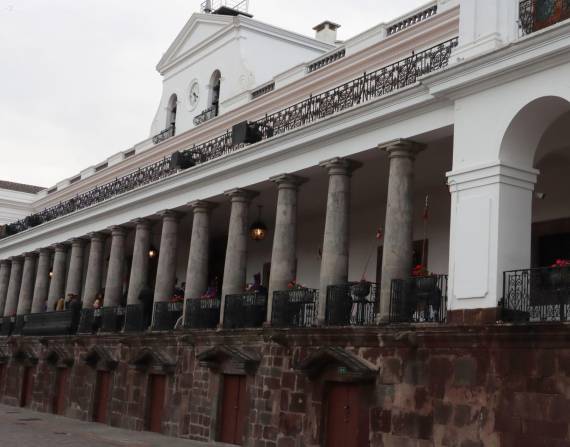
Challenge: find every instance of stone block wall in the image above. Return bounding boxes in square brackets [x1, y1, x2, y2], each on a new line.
[0, 324, 568, 446]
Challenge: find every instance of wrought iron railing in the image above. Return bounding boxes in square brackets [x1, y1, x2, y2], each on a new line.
[152, 123, 175, 145]
[307, 49, 346, 73]
[223, 293, 267, 329]
[20, 309, 81, 336]
[272, 288, 318, 328]
[0, 316, 14, 336]
[519, 0, 570, 36]
[325, 282, 379, 326]
[251, 82, 275, 100]
[12, 315, 26, 335]
[389, 275, 447, 323]
[184, 297, 221, 329]
[387, 4, 438, 36]
[1, 37, 458, 240]
[193, 106, 218, 126]
[151, 301, 183, 331]
[99, 306, 125, 333]
[502, 267, 570, 322]
[123, 304, 148, 332]
[201, 0, 249, 13]
[77, 308, 102, 334]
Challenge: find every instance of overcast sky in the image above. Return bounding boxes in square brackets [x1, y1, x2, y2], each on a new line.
[0, 0, 428, 188]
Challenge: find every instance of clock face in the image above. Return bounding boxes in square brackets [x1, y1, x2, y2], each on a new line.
[189, 81, 200, 110]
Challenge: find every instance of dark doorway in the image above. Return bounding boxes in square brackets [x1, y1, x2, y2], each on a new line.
[20, 367, 34, 408]
[93, 370, 111, 423]
[219, 374, 247, 445]
[146, 374, 166, 433]
[53, 368, 69, 415]
[324, 383, 370, 447]
[538, 233, 570, 267]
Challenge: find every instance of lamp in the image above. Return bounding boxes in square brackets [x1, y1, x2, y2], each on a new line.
[249, 205, 267, 241]
[148, 247, 158, 259]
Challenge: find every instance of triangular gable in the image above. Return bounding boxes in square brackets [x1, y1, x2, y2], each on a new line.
[12, 345, 39, 366]
[197, 345, 260, 375]
[295, 347, 377, 381]
[45, 346, 74, 368]
[129, 347, 176, 374]
[82, 345, 118, 371]
[157, 13, 232, 74]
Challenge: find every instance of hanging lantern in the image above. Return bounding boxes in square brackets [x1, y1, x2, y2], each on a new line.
[249, 205, 267, 241]
[148, 247, 158, 259]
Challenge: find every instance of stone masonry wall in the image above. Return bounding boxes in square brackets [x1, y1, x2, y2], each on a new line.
[0, 324, 568, 446]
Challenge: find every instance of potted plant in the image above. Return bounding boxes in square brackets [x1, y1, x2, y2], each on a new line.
[412, 264, 436, 291]
[548, 259, 570, 289]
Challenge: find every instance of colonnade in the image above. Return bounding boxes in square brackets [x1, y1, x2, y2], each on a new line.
[0, 140, 422, 327]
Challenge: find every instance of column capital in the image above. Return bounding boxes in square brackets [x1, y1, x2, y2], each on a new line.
[108, 226, 127, 237]
[131, 218, 152, 228]
[189, 201, 217, 213]
[318, 157, 362, 176]
[270, 174, 308, 189]
[224, 188, 259, 203]
[0, 259, 10, 267]
[157, 210, 181, 221]
[38, 247, 52, 255]
[23, 252, 38, 259]
[9, 256, 23, 263]
[68, 237, 85, 246]
[87, 231, 106, 241]
[51, 243, 68, 252]
[379, 139, 425, 160]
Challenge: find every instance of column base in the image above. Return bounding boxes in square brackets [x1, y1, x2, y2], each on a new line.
[447, 308, 500, 325]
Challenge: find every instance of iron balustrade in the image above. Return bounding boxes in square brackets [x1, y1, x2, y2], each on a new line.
[251, 82, 275, 100]
[193, 106, 218, 126]
[307, 49, 346, 73]
[152, 301, 184, 331]
[12, 315, 26, 335]
[325, 282, 379, 326]
[0, 317, 14, 336]
[20, 310, 81, 336]
[124, 304, 148, 332]
[223, 293, 267, 329]
[184, 297, 221, 329]
[387, 4, 438, 36]
[389, 275, 448, 323]
[77, 308, 102, 334]
[271, 288, 319, 328]
[502, 266, 570, 322]
[1, 37, 458, 240]
[519, 0, 570, 36]
[152, 123, 175, 145]
[99, 306, 125, 333]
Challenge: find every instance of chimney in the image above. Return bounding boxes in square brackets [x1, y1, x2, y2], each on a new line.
[204, 0, 213, 13]
[313, 21, 341, 44]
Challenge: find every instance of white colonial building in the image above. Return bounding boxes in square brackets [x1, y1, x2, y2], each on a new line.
[0, 1, 569, 443]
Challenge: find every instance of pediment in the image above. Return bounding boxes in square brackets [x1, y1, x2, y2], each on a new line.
[295, 347, 378, 381]
[45, 346, 74, 368]
[12, 345, 39, 366]
[82, 345, 118, 371]
[157, 14, 233, 74]
[197, 345, 260, 375]
[129, 347, 176, 374]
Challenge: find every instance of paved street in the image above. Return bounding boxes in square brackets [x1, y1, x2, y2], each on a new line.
[0, 404, 222, 447]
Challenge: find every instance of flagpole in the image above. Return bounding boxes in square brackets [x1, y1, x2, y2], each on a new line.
[421, 194, 429, 267]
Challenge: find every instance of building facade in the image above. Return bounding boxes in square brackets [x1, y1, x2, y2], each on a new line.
[0, 0, 570, 445]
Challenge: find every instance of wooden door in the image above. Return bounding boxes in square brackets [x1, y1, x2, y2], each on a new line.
[93, 370, 111, 423]
[220, 374, 247, 445]
[0, 364, 5, 396]
[324, 383, 369, 447]
[20, 367, 34, 408]
[53, 368, 69, 415]
[147, 374, 166, 433]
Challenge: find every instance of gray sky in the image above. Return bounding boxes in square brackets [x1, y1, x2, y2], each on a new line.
[0, 0, 428, 188]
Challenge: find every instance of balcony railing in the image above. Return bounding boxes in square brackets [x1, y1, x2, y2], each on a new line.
[20, 310, 81, 336]
[223, 293, 267, 329]
[77, 308, 102, 334]
[272, 288, 319, 328]
[1, 37, 458, 240]
[123, 304, 149, 332]
[12, 315, 26, 335]
[152, 123, 175, 145]
[502, 266, 570, 322]
[389, 275, 448, 323]
[193, 106, 218, 126]
[519, 0, 570, 36]
[184, 297, 221, 329]
[99, 306, 125, 333]
[387, 4, 438, 36]
[152, 301, 183, 331]
[0, 316, 14, 336]
[325, 282, 379, 326]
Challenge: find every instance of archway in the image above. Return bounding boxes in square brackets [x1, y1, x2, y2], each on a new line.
[208, 70, 221, 117]
[166, 94, 178, 129]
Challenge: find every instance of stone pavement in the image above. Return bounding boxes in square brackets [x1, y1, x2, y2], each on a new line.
[0, 404, 227, 447]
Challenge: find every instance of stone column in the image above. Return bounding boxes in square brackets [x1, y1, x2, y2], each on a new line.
[104, 226, 126, 307]
[47, 244, 68, 311]
[378, 139, 424, 321]
[317, 158, 360, 324]
[153, 211, 180, 303]
[127, 219, 151, 305]
[31, 248, 52, 313]
[184, 201, 215, 300]
[267, 175, 305, 322]
[0, 260, 11, 316]
[16, 253, 37, 316]
[4, 256, 23, 317]
[65, 238, 85, 298]
[83, 232, 106, 308]
[219, 189, 257, 325]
